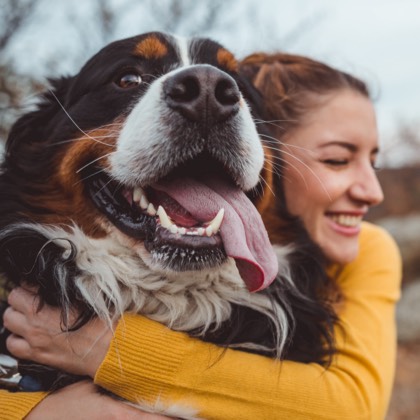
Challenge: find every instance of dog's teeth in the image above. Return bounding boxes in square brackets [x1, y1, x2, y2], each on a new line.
[147, 203, 157, 216]
[132, 187, 150, 210]
[153, 208, 225, 237]
[140, 194, 149, 210]
[157, 206, 172, 229]
[133, 187, 144, 202]
[208, 208, 224, 234]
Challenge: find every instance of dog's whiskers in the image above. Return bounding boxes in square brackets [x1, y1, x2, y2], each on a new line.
[110, 182, 124, 201]
[254, 118, 296, 131]
[47, 128, 121, 149]
[74, 167, 107, 186]
[261, 144, 331, 201]
[96, 178, 120, 199]
[259, 132, 331, 199]
[76, 152, 114, 174]
[258, 173, 276, 198]
[48, 89, 115, 147]
[264, 163, 283, 177]
[260, 133, 317, 156]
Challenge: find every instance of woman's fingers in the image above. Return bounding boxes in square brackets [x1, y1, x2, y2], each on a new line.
[2, 286, 115, 377]
[7, 286, 39, 314]
[5, 333, 33, 359]
[2, 306, 28, 337]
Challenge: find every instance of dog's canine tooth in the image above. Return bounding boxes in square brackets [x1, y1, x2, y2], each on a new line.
[208, 208, 224, 234]
[133, 187, 144, 202]
[147, 203, 157, 216]
[170, 224, 179, 234]
[157, 205, 172, 229]
[139, 194, 149, 210]
[205, 225, 213, 237]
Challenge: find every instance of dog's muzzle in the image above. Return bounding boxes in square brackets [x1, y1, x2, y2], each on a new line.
[87, 61, 278, 292]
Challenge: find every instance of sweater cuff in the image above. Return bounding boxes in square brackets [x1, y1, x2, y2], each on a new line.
[0, 390, 48, 420]
[94, 314, 190, 403]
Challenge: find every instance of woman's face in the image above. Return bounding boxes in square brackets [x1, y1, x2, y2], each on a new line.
[282, 89, 383, 264]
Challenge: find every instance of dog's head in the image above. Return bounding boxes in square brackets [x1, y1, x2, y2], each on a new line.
[2, 32, 278, 292]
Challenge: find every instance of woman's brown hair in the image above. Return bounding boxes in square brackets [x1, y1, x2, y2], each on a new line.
[240, 52, 370, 139]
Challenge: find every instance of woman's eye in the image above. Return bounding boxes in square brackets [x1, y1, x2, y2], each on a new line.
[116, 73, 142, 89]
[322, 159, 349, 166]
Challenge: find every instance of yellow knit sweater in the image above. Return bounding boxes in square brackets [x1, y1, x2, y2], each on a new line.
[0, 223, 402, 419]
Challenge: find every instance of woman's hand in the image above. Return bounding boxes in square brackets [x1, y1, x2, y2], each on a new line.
[26, 380, 170, 419]
[3, 287, 114, 378]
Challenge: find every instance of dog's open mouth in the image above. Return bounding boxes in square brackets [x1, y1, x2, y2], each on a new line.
[85, 158, 278, 292]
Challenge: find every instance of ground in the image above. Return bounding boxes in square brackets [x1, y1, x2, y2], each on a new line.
[387, 341, 420, 419]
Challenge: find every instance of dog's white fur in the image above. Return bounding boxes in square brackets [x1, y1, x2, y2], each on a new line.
[8, 222, 294, 356]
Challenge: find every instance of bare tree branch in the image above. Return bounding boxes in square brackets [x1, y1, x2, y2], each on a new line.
[145, 0, 230, 35]
[0, 0, 38, 52]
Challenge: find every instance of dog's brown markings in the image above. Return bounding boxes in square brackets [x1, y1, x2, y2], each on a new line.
[258, 145, 275, 215]
[134, 35, 168, 60]
[255, 146, 291, 245]
[26, 126, 119, 238]
[256, 146, 280, 243]
[217, 48, 238, 73]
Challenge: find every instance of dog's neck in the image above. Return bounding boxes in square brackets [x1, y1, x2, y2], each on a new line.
[17, 224, 287, 341]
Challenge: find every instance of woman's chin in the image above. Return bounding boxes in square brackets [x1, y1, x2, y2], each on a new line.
[318, 225, 361, 265]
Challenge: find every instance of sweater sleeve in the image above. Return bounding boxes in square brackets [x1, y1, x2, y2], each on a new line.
[94, 223, 402, 420]
[0, 390, 48, 420]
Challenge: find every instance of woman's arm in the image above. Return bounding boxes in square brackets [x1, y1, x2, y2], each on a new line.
[93, 223, 401, 419]
[0, 381, 169, 420]
[0, 390, 48, 419]
[2, 223, 401, 419]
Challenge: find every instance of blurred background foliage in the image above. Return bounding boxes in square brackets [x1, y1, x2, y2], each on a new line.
[0, 1, 419, 417]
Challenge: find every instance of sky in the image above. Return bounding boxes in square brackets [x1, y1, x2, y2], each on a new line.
[228, 0, 420, 154]
[4, 0, 420, 164]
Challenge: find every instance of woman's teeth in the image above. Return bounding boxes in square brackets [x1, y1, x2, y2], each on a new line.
[328, 214, 362, 227]
[132, 187, 224, 237]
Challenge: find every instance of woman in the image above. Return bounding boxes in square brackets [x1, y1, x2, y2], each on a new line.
[1, 53, 401, 419]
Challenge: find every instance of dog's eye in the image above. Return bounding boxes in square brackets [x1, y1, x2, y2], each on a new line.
[116, 73, 142, 89]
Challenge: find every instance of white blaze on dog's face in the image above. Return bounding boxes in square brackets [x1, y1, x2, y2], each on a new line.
[110, 35, 263, 189]
[9, 32, 277, 291]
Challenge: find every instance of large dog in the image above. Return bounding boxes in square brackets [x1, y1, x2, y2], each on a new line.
[0, 32, 336, 395]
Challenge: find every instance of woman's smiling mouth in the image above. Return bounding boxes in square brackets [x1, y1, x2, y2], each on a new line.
[325, 212, 364, 236]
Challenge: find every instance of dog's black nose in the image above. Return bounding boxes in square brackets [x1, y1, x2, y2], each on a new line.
[164, 65, 240, 124]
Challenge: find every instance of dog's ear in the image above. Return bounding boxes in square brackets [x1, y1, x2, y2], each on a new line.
[235, 69, 274, 147]
[5, 77, 73, 158]
[236, 72, 265, 121]
[236, 71, 278, 205]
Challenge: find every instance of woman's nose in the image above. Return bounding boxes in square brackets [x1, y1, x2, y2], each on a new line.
[350, 165, 384, 206]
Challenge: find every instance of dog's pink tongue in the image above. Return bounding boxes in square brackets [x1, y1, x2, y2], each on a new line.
[154, 177, 278, 292]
